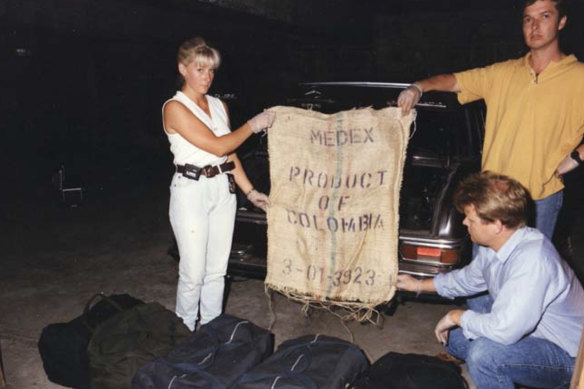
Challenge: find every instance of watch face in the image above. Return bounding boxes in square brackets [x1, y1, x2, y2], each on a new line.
[572, 150, 583, 164]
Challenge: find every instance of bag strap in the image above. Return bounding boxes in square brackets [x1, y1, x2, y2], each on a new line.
[235, 340, 318, 389]
[163, 321, 256, 387]
[165, 362, 226, 389]
[81, 292, 125, 332]
[236, 336, 365, 389]
[235, 370, 318, 389]
[276, 336, 355, 361]
[164, 322, 247, 371]
[193, 320, 254, 366]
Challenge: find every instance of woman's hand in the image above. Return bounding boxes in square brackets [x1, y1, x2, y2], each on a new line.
[248, 111, 276, 134]
[247, 189, 270, 212]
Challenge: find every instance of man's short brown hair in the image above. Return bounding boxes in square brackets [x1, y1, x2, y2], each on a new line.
[454, 171, 529, 229]
[523, 0, 567, 18]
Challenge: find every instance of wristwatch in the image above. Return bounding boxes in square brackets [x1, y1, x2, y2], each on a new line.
[571, 150, 583, 165]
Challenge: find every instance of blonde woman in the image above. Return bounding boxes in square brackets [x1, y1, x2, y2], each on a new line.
[163, 37, 275, 330]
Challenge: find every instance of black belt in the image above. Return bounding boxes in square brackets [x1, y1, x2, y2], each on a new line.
[176, 161, 235, 181]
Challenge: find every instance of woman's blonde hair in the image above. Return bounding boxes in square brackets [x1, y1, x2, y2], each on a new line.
[177, 37, 221, 69]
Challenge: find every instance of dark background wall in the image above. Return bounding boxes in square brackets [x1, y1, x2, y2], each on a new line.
[1, 0, 582, 193]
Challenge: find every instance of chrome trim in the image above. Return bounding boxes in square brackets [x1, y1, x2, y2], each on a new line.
[300, 82, 448, 108]
[398, 236, 463, 248]
[399, 262, 455, 277]
[411, 102, 447, 108]
[400, 257, 456, 267]
[301, 81, 411, 89]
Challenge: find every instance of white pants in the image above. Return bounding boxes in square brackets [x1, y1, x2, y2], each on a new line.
[169, 172, 236, 330]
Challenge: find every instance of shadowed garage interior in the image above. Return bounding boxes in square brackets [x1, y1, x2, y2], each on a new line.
[1, 0, 583, 387]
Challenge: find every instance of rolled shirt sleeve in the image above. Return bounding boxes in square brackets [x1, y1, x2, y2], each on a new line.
[434, 246, 490, 299]
[454, 62, 498, 105]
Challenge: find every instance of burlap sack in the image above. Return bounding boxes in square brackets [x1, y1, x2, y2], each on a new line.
[266, 106, 414, 317]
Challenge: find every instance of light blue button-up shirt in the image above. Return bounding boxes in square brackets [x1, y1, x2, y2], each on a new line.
[434, 227, 584, 357]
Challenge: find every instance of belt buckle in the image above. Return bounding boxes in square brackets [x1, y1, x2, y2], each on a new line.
[203, 165, 217, 178]
[183, 163, 202, 180]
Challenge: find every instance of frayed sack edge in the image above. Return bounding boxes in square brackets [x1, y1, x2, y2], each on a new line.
[264, 283, 388, 327]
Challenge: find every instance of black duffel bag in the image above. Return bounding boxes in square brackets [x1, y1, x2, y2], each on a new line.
[350, 352, 468, 389]
[88, 301, 192, 389]
[132, 314, 274, 389]
[232, 334, 369, 389]
[37, 293, 144, 389]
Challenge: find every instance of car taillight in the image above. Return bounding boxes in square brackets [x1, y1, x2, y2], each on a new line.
[400, 244, 459, 264]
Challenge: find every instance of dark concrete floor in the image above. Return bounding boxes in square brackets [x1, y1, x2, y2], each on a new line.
[1, 160, 582, 388]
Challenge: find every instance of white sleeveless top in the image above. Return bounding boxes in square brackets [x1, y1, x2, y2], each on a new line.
[163, 91, 231, 167]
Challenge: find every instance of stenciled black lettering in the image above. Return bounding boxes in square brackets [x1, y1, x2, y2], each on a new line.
[364, 128, 374, 143]
[283, 211, 384, 233]
[324, 131, 334, 146]
[337, 196, 350, 212]
[289, 166, 300, 181]
[310, 130, 322, 144]
[349, 129, 361, 144]
[327, 217, 339, 232]
[377, 170, 387, 185]
[303, 169, 314, 186]
[359, 214, 371, 230]
[360, 173, 371, 188]
[346, 174, 357, 188]
[342, 269, 352, 285]
[309, 127, 375, 146]
[336, 130, 348, 145]
[374, 214, 384, 230]
[286, 209, 297, 224]
[298, 212, 311, 228]
[289, 168, 386, 189]
[318, 195, 330, 210]
[313, 214, 324, 231]
[342, 217, 356, 232]
[317, 172, 328, 188]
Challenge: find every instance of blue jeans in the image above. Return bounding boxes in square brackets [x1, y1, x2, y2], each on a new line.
[535, 190, 563, 240]
[445, 295, 575, 389]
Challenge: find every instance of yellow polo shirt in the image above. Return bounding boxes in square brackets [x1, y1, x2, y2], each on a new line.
[454, 53, 584, 200]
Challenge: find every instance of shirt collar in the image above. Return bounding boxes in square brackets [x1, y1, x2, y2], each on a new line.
[522, 52, 578, 73]
[489, 227, 531, 263]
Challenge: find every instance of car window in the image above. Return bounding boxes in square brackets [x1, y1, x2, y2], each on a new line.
[409, 108, 468, 161]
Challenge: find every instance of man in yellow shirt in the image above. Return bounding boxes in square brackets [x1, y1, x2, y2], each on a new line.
[398, 0, 584, 239]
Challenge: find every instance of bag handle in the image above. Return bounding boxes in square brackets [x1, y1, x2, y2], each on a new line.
[81, 292, 125, 332]
[275, 336, 352, 361]
[190, 320, 255, 366]
[236, 336, 365, 389]
[235, 370, 318, 389]
[165, 361, 226, 389]
[170, 321, 250, 369]
[162, 329, 230, 389]
[164, 321, 257, 388]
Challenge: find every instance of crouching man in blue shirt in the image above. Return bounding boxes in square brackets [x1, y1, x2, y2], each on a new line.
[397, 171, 584, 389]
